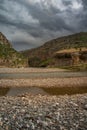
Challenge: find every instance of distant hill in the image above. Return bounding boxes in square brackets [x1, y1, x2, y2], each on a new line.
[22, 32, 87, 68]
[0, 32, 27, 67]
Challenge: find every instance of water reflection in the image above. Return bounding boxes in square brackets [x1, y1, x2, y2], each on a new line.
[7, 87, 47, 96]
[0, 86, 87, 96]
[42, 86, 87, 95]
[0, 88, 10, 96]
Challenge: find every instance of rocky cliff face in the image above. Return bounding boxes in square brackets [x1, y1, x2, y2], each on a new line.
[54, 48, 87, 68]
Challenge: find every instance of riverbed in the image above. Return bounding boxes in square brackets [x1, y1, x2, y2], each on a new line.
[0, 68, 87, 130]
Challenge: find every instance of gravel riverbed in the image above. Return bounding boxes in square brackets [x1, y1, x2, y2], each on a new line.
[0, 68, 87, 88]
[0, 94, 87, 130]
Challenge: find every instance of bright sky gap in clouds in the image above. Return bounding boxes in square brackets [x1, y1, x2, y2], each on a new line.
[0, 0, 87, 51]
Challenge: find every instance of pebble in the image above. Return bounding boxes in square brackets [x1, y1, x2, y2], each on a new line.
[84, 104, 87, 110]
[0, 94, 87, 130]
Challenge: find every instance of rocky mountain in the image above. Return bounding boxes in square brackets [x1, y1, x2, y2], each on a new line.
[0, 32, 12, 47]
[22, 32, 87, 69]
[0, 32, 27, 67]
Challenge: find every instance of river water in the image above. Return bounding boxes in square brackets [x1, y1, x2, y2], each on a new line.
[0, 86, 87, 96]
[0, 71, 87, 79]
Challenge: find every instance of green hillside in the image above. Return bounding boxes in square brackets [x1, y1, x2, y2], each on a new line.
[0, 33, 27, 67]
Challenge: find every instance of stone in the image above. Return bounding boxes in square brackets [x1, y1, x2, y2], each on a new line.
[84, 104, 87, 110]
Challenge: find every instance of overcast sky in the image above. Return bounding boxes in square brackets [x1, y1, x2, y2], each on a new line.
[0, 0, 87, 51]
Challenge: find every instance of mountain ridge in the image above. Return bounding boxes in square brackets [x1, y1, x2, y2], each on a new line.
[22, 32, 87, 68]
[22, 32, 87, 58]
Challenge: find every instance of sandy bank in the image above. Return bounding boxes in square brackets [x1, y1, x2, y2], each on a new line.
[0, 77, 87, 88]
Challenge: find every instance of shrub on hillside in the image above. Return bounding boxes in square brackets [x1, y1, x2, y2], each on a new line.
[28, 57, 42, 67]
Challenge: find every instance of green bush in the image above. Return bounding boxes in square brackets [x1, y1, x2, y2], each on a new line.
[29, 57, 42, 67]
[39, 59, 52, 67]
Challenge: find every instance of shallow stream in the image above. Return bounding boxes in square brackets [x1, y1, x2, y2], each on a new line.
[0, 86, 87, 96]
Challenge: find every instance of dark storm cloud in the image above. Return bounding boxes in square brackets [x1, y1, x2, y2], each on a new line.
[82, 0, 87, 8]
[63, 1, 72, 6]
[0, 0, 87, 50]
[78, 0, 87, 31]
[21, 1, 72, 31]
